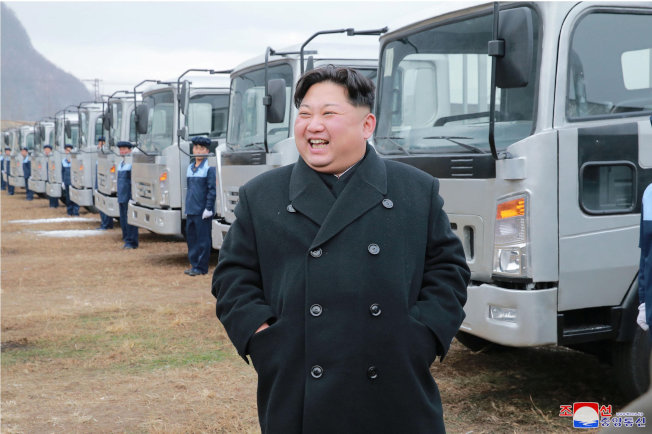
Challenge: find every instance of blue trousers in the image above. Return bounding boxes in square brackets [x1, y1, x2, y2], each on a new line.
[7, 183, 14, 195]
[48, 195, 59, 208]
[119, 202, 138, 247]
[186, 214, 212, 274]
[65, 185, 79, 215]
[1, 176, 5, 190]
[100, 211, 114, 229]
[24, 177, 33, 200]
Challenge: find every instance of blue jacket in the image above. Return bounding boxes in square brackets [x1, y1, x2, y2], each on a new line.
[640, 184, 652, 306]
[4, 156, 11, 175]
[185, 159, 216, 215]
[117, 160, 132, 204]
[22, 155, 31, 179]
[61, 157, 71, 185]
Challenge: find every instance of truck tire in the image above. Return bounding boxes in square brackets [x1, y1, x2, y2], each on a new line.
[455, 331, 507, 353]
[612, 327, 650, 401]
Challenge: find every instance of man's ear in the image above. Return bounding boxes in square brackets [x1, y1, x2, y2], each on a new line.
[362, 112, 376, 140]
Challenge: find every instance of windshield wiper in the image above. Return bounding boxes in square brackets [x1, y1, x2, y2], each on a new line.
[374, 136, 410, 155]
[422, 136, 487, 154]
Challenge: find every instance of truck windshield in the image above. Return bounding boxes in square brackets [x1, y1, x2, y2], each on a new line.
[140, 90, 174, 153]
[227, 63, 293, 151]
[375, 9, 539, 155]
[26, 133, 34, 150]
[110, 102, 123, 146]
[188, 93, 229, 139]
[79, 111, 89, 147]
[95, 117, 105, 144]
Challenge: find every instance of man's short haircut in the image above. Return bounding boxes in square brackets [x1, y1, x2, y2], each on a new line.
[294, 65, 375, 111]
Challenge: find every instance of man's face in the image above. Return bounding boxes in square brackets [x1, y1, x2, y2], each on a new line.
[193, 145, 209, 156]
[44, 148, 51, 156]
[64, 148, 71, 154]
[98, 140, 105, 149]
[5, 150, 10, 156]
[20, 149, 27, 157]
[294, 81, 375, 175]
[118, 146, 131, 156]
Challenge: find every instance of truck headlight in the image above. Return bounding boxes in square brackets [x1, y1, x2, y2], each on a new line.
[159, 171, 169, 206]
[493, 194, 530, 278]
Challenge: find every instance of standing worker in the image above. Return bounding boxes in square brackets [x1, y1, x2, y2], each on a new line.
[95, 136, 113, 230]
[4, 146, 14, 195]
[117, 141, 138, 249]
[1, 146, 6, 191]
[21, 147, 33, 200]
[212, 66, 470, 433]
[184, 136, 216, 276]
[43, 145, 58, 208]
[638, 182, 652, 335]
[61, 144, 79, 216]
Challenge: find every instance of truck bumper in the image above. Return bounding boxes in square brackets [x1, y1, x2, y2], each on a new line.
[9, 176, 25, 188]
[28, 178, 46, 193]
[211, 220, 232, 250]
[460, 284, 558, 346]
[69, 186, 94, 207]
[128, 203, 181, 235]
[46, 182, 62, 198]
[93, 191, 120, 217]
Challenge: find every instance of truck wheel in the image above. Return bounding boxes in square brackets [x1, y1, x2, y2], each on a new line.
[612, 327, 650, 401]
[455, 331, 507, 353]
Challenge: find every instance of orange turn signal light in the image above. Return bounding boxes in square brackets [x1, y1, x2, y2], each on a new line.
[496, 197, 525, 220]
[159, 171, 168, 182]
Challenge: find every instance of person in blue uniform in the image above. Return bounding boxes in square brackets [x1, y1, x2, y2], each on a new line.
[638, 183, 652, 338]
[21, 147, 33, 200]
[184, 136, 216, 276]
[4, 146, 14, 195]
[1, 146, 6, 191]
[95, 136, 113, 229]
[117, 141, 138, 249]
[62, 143, 79, 216]
[43, 145, 58, 208]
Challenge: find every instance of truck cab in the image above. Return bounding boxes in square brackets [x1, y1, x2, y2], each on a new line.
[374, 1, 652, 399]
[2, 128, 18, 185]
[128, 76, 229, 236]
[70, 102, 107, 208]
[28, 120, 55, 194]
[94, 94, 137, 218]
[212, 31, 381, 249]
[46, 111, 79, 199]
[9, 125, 35, 189]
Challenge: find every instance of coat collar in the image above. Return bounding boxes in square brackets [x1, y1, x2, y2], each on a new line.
[289, 143, 387, 249]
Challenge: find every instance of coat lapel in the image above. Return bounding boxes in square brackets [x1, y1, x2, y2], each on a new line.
[310, 145, 387, 249]
[289, 157, 336, 227]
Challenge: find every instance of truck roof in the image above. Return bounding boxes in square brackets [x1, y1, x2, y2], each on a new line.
[140, 74, 230, 96]
[231, 40, 379, 75]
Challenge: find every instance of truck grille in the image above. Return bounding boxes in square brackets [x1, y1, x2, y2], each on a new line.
[136, 182, 153, 200]
[225, 188, 239, 213]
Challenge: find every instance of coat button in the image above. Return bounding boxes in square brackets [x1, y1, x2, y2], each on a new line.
[310, 248, 322, 258]
[367, 244, 380, 255]
[311, 365, 323, 379]
[310, 304, 323, 317]
[367, 365, 379, 380]
[286, 204, 296, 213]
[369, 303, 381, 317]
[382, 198, 393, 209]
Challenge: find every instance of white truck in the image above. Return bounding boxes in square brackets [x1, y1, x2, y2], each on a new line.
[128, 72, 229, 237]
[28, 120, 55, 194]
[94, 92, 138, 219]
[373, 1, 652, 399]
[46, 109, 79, 201]
[8, 125, 35, 189]
[70, 102, 106, 208]
[211, 27, 384, 249]
[2, 128, 18, 185]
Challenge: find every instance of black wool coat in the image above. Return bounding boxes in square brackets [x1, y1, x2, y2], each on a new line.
[212, 145, 470, 434]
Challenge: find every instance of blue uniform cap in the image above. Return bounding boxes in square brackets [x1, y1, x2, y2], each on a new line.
[116, 141, 133, 148]
[4, 147, 10, 151]
[64, 143, 73, 149]
[43, 144, 52, 149]
[98, 136, 106, 142]
[21, 147, 28, 151]
[191, 136, 211, 148]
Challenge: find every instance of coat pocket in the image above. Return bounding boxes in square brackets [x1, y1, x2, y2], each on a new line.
[248, 319, 285, 375]
[407, 310, 438, 368]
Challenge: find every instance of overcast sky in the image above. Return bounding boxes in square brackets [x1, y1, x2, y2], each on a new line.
[6, 1, 463, 96]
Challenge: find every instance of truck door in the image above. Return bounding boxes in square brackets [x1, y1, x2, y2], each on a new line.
[555, 5, 652, 311]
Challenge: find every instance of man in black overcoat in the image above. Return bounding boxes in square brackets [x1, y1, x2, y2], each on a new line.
[212, 66, 470, 433]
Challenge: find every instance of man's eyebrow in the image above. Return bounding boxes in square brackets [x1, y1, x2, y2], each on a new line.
[299, 102, 342, 108]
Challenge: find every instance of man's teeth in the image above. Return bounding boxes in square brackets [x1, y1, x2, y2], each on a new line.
[309, 139, 328, 148]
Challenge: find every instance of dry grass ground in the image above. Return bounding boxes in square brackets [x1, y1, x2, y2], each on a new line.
[1, 191, 629, 433]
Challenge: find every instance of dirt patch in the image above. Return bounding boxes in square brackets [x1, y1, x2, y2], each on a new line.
[1, 191, 629, 432]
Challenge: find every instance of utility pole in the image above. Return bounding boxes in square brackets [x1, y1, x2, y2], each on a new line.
[82, 79, 102, 102]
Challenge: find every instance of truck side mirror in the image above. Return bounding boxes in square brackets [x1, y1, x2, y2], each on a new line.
[65, 120, 71, 139]
[3, 134, 8, 145]
[266, 78, 286, 124]
[103, 109, 112, 130]
[179, 80, 190, 115]
[135, 104, 149, 135]
[39, 126, 45, 141]
[495, 7, 533, 88]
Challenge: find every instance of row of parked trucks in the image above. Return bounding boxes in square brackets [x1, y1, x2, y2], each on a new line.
[4, 1, 652, 401]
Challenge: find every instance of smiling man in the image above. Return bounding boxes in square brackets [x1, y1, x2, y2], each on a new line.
[212, 66, 470, 434]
